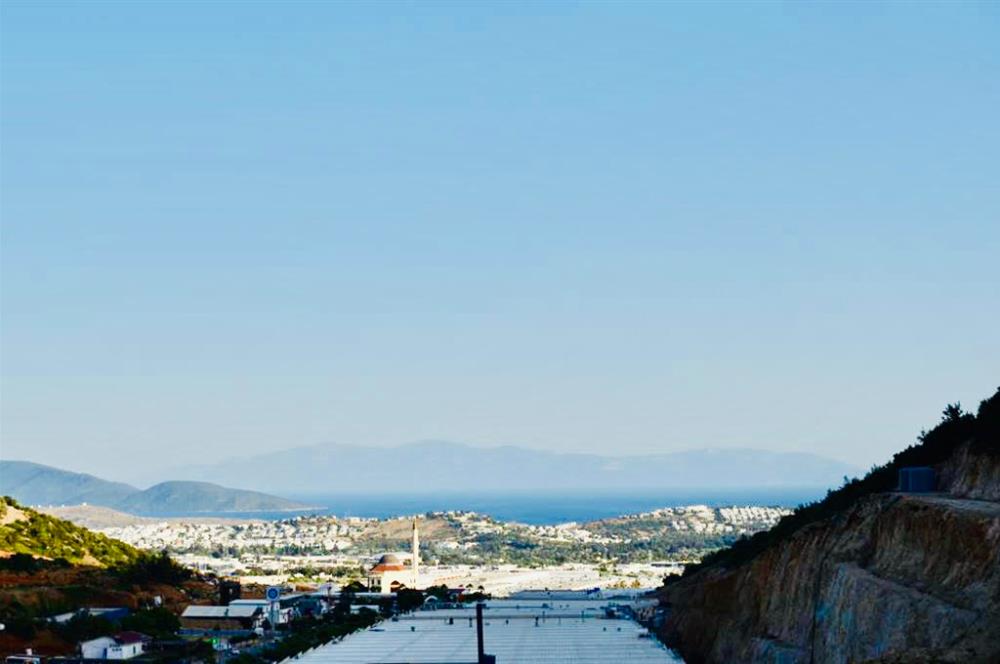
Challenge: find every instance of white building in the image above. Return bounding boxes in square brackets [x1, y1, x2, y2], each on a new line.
[367, 519, 421, 593]
[79, 633, 147, 660]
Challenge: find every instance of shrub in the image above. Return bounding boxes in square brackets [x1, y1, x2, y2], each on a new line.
[0, 498, 141, 567]
[53, 613, 115, 643]
[116, 550, 192, 585]
[120, 607, 181, 638]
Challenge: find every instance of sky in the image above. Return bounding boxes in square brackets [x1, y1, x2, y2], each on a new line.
[1, 1, 998, 482]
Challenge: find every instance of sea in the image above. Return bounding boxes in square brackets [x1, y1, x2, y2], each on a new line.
[211, 487, 829, 525]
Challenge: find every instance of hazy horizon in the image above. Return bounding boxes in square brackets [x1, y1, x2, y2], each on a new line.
[0, 438, 865, 488]
[2, 3, 998, 479]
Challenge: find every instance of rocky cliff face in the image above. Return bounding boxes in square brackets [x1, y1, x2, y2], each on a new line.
[938, 441, 1000, 501]
[658, 441, 1000, 664]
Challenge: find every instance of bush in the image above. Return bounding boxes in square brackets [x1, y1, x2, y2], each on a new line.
[0, 498, 141, 567]
[0, 603, 37, 640]
[116, 550, 192, 585]
[53, 612, 115, 643]
[120, 607, 181, 638]
[395, 588, 424, 612]
[0, 552, 40, 573]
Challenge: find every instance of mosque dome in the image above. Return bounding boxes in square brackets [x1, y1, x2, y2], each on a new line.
[371, 553, 406, 573]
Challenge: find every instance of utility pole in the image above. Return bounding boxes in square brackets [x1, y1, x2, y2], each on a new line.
[476, 602, 496, 664]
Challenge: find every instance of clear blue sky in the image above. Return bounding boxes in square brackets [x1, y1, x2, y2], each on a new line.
[1, 1, 998, 482]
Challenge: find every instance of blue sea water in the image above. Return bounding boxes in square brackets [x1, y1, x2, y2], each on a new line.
[226, 487, 830, 524]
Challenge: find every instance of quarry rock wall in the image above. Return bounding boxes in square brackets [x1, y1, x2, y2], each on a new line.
[658, 442, 1000, 663]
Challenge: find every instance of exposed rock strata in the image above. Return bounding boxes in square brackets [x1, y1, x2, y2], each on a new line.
[659, 444, 1000, 663]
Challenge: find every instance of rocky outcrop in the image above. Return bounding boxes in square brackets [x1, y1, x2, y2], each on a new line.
[658, 441, 1000, 663]
[938, 442, 1000, 501]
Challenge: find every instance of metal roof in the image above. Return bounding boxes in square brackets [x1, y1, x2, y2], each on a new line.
[181, 605, 261, 619]
[290, 601, 680, 663]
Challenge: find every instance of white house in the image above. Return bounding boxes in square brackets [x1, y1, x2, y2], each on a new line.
[79, 632, 147, 660]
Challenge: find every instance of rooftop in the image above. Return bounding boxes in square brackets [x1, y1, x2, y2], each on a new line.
[291, 601, 680, 663]
[181, 605, 261, 619]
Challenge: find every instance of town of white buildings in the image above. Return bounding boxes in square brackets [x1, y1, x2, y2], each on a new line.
[89, 505, 789, 594]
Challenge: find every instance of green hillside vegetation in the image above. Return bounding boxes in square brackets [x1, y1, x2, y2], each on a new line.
[0, 496, 141, 567]
[676, 387, 1000, 578]
[0, 497, 194, 645]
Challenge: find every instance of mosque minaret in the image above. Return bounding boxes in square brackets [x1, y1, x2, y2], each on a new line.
[412, 517, 420, 588]
[366, 517, 422, 593]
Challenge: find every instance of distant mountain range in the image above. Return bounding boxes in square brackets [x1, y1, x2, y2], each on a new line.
[1, 443, 860, 515]
[0, 461, 314, 516]
[167, 440, 861, 494]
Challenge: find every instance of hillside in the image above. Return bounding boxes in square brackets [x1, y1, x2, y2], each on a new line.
[0, 497, 215, 658]
[0, 461, 136, 507]
[117, 480, 315, 515]
[0, 461, 314, 516]
[166, 442, 860, 493]
[658, 388, 1000, 663]
[0, 497, 141, 567]
[38, 504, 151, 529]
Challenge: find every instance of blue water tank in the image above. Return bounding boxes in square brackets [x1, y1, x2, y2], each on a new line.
[898, 467, 935, 493]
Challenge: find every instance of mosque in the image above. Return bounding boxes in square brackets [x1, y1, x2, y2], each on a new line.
[367, 518, 420, 593]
